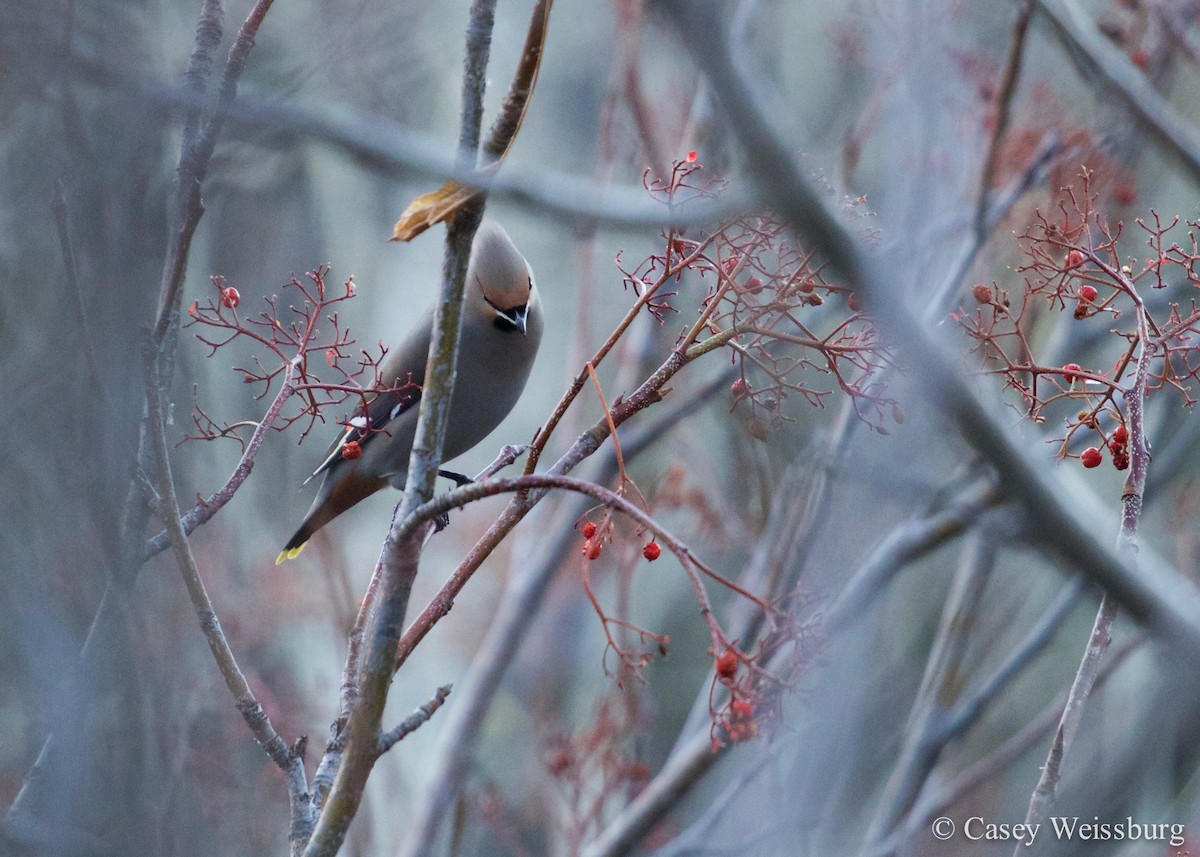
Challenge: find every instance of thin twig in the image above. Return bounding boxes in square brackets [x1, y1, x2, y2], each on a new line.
[51, 182, 104, 396]
[1033, 0, 1200, 182]
[661, 0, 1200, 649]
[143, 345, 312, 846]
[586, 363, 628, 486]
[397, 372, 732, 856]
[377, 686, 453, 755]
[826, 478, 1003, 626]
[974, 1, 1034, 237]
[142, 356, 300, 559]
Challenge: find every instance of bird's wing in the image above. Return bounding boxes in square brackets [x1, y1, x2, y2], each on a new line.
[305, 384, 421, 481]
[306, 308, 434, 482]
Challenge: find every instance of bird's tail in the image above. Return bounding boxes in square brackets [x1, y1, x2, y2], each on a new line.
[276, 522, 314, 564]
[275, 541, 307, 565]
[276, 469, 388, 564]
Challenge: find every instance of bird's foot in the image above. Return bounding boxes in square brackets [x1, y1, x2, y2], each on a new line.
[429, 471, 475, 533]
[437, 469, 474, 487]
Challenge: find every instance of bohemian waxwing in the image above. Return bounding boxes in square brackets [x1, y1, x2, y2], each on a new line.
[277, 221, 543, 562]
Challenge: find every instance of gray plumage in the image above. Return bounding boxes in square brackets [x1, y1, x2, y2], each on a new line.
[278, 221, 543, 561]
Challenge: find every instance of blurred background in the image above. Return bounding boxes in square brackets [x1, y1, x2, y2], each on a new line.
[3, 0, 1200, 855]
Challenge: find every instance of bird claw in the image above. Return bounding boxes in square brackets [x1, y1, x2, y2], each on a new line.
[437, 469, 474, 488]
[429, 470, 473, 534]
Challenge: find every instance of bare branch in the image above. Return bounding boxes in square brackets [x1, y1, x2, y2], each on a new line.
[142, 355, 301, 559]
[51, 181, 104, 396]
[378, 686, 453, 755]
[660, 0, 1200, 651]
[65, 52, 743, 232]
[1033, 0, 1200, 182]
[144, 341, 311, 845]
[579, 730, 720, 857]
[398, 372, 732, 856]
[299, 4, 499, 853]
[826, 478, 1003, 626]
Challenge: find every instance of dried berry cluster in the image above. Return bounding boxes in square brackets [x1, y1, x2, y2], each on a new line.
[535, 699, 652, 852]
[707, 604, 815, 751]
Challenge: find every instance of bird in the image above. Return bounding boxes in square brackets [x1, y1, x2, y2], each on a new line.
[277, 221, 543, 563]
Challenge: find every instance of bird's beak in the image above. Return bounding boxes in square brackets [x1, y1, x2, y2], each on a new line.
[500, 305, 529, 336]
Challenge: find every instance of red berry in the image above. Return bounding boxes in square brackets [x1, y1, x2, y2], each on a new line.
[1113, 451, 1130, 470]
[1065, 249, 1086, 269]
[547, 748, 574, 778]
[1079, 285, 1098, 302]
[341, 440, 362, 460]
[715, 650, 738, 679]
[1132, 50, 1148, 69]
[221, 286, 241, 308]
[847, 292, 863, 312]
[582, 539, 602, 560]
[1113, 424, 1129, 445]
[1062, 363, 1082, 383]
[187, 301, 198, 318]
[731, 378, 749, 399]
[624, 761, 651, 782]
[1081, 447, 1103, 468]
[685, 150, 698, 163]
[743, 276, 764, 294]
[642, 541, 661, 561]
[798, 279, 816, 294]
[972, 283, 993, 304]
[730, 700, 754, 719]
[1115, 184, 1136, 205]
[722, 257, 739, 276]
[582, 521, 597, 539]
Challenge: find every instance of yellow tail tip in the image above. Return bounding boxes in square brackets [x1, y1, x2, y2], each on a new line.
[275, 544, 307, 565]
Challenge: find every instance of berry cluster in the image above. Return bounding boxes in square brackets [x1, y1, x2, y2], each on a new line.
[183, 268, 417, 450]
[955, 170, 1200, 475]
[577, 519, 659, 563]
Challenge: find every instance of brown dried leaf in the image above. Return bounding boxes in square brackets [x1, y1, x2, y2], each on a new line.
[389, 0, 553, 243]
[390, 179, 486, 243]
